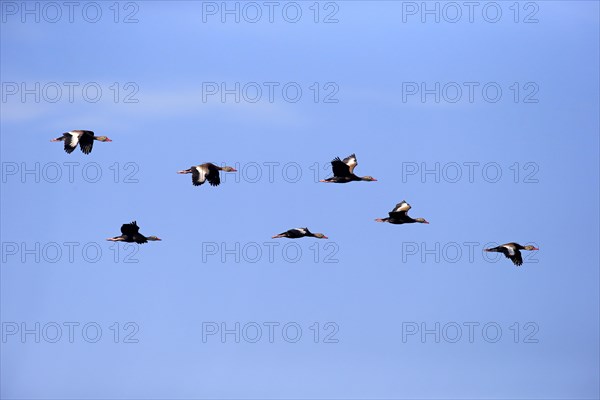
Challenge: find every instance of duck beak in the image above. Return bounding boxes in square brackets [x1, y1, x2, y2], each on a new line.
[532, 247, 539, 250]
[231, 168, 238, 172]
[322, 236, 329, 239]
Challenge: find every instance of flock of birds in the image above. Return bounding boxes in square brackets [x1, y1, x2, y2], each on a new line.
[52, 130, 539, 266]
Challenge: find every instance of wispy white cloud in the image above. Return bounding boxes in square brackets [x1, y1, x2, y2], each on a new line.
[1, 84, 303, 129]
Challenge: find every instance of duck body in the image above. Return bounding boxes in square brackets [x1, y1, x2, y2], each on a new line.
[321, 175, 362, 183]
[485, 243, 539, 266]
[272, 228, 328, 239]
[107, 221, 161, 244]
[378, 216, 420, 225]
[375, 200, 429, 225]
[177, 163, 237, 186]
[51, 130, 112, 154]
[320, 154, 377, 183]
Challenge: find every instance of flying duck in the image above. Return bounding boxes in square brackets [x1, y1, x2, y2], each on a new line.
[485, 243, 539, 266]
[106, 221, 161, 244]
[51, 130, 112, 154]
[320, 154, 377, 183]
[272, 228, 328, 239]
[177, 163, 237, 186]
[375, 200, 429, 225]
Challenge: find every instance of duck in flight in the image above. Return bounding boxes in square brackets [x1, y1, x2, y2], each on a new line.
[272, 228, 328, 239]
[485, 243, 539, 266]
[375, 200, 429, 224]
[51, 130, 112, 154]
[320, 154, 377, 183]
[106, 221, 161, 244]
[177, 163, 237, 186]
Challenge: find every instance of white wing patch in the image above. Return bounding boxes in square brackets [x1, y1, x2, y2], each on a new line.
[503, 245, 516, 256]
[295, 228, 307, 234]
[67, 132, 79, 147]
[195, 166, 208, 183]
[393, 201, 411, 213]
[345, 156, 357, 167]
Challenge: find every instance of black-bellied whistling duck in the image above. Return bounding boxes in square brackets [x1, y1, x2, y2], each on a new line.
[485, 243, 539, 266]
[106, 221, 161, 244]
[177, 163, 237, 186]
[51, 130, 112, 154]
[375, 200, 429, 225]
[272, 228, 328, 239]
[320, 154, 377, 183]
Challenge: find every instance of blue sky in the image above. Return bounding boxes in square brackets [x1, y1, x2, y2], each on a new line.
[1, 1, 599, 399]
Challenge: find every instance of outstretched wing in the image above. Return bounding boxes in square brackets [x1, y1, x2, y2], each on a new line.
[121, 221, 140, 236]
[510, 250, 523, 266]
[331, 157, 351, 177]
[389, 200, 411, 218]
[192, 165, 208, 186]
[391, 200, 411, 213]
[342, 154, 358, 174]
[63, 132, 79, 154]
[205, 164, 221, 187]
[495, 244, 523, 266]
[78, 131, 95, 154]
